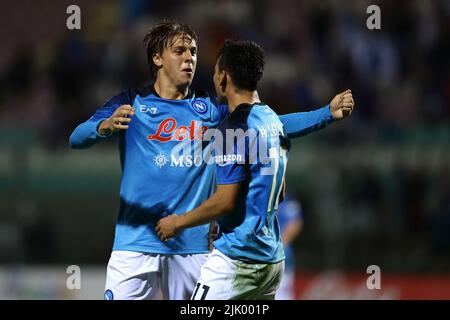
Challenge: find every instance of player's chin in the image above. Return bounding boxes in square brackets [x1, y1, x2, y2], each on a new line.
[178, 77, 193, 88]
[181, 72, 194, 82]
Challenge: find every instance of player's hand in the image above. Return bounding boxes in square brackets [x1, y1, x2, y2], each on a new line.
[156, 214, 180, 241]
[98, 104, 135, 136]
[330, 89, 354, 120]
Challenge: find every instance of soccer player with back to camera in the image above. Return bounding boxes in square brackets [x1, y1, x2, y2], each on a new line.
[156, 39, 354, 299]
[70, 21, 354, 300]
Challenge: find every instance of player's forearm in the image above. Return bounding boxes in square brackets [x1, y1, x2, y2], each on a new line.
[69, 118, 109, 149]
[177, 195, 232, 230]
[279, 105, 335, 139]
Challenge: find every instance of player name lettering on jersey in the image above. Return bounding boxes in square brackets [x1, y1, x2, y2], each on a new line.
[257, 123, 284, 138]
[148, 118, 208, 142]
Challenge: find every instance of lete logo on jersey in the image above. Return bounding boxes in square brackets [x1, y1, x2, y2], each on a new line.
[148, 118, 208, 142]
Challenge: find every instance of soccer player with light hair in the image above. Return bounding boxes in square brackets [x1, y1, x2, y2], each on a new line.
[156, 39, 354, 299]
[70, 21, 354, 300]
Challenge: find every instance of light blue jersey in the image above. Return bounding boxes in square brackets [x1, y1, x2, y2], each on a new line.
[214, 103, 290, 264]
[70, 87, 227, 254]
[69, 85, 334, 255]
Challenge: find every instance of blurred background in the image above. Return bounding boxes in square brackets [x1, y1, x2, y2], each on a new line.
[0, 0, 449, 299]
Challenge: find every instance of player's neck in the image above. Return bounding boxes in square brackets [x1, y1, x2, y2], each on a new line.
[154, 78, 189, 100]
[227, 89, 260, 113]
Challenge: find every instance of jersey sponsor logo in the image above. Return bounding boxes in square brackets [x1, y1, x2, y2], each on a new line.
[152, 152, 205, 168]
[148, 118, 208, 142]
[139, 105, 157, 114]
[191, 99, 208, 114]
[215, 154, 243, 166]
[104, 289, 114, 300]
[170, 155, 203, 167]
[154, 153, 169, 168]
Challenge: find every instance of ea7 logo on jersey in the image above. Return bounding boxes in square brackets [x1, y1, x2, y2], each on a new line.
[191, 99, 208, 114]
[140, 105, 157, 114]
[148, 118, 208, 142]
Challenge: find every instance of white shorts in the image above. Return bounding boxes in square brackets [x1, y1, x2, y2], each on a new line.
[191, 249, 284, 300]
[104, 250, 208, 300]
[275, 267, 295, 300]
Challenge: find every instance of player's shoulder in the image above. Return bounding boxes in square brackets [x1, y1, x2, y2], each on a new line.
[244, 103, 281, 127]
[104, 88, 140, 106]
[190, 89, 230, 122]
[133, 83, 159, 98]
[249, 103, 284, 126]
[253, 103, 279, 117]
[221, 103, 254, 129]
[191, 89, 214, 108]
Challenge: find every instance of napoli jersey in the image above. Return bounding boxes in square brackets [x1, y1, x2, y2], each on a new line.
[214, 103, 290, 264]
[69, 84, 334, 255]
[276, 194, 303, 270]
[70, 86, 228, 254]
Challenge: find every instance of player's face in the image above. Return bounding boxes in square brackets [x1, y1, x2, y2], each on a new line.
[157, 35, 197, 88]
[213, 61, 226, 101]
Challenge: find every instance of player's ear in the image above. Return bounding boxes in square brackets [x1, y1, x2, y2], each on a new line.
[153, 53, 163, 67]
[220, 71, 227, 92]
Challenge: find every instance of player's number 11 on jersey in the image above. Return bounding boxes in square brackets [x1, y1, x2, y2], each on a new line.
[267, 147, 288, 213]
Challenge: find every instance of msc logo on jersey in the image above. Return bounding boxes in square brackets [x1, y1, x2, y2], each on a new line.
[154, 153, 169, 168]
[104, 289, 114, 300]
[152, 152, 203, 168]
[191, 100, 208, 114]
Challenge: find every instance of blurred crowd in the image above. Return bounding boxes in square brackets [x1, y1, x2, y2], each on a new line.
[0, 0, 449, 268]
[0, 0, 449, 146]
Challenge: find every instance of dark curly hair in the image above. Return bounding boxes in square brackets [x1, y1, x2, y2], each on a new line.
[143, 21, 198, 80]
[218, 39, 265, 91]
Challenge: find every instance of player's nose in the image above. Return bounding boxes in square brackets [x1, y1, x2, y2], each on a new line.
[184, 51, 195, 63]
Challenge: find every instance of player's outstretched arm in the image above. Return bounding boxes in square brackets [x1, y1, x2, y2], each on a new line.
[279, 89, 355, 139]
[156, 183, 242, 241]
